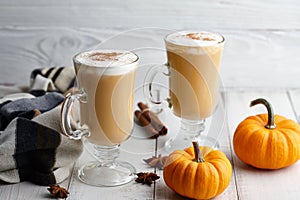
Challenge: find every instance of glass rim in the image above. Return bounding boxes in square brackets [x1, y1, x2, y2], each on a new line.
[73, 49, 139, 68]
[164, 30, 225, 48]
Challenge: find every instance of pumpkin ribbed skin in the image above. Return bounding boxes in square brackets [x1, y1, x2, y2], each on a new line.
[163, 146, 232, 200]
[233, 114, 300, 169]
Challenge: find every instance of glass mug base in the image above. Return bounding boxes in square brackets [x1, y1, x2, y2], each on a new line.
[78, 160, 136, 187]
[164, 134, 220, 152]
[164, 119, 220, 152]
[77, 144, 136, 187]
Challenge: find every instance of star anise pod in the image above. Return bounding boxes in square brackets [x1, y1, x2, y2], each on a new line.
[143, 154, 168, 170]
[135, 172, 160, 186]
[47, 184, 69, 198]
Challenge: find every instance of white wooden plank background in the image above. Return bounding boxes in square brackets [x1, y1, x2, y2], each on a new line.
[0, 0, 299, 29]
[1, 28, 300, 89]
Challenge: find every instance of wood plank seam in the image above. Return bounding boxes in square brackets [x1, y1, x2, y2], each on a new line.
[153, 138, 158, 200]
[66, 162, 77, 199]
[287, 90, 300, 124]
[223, 91, 240, 200]
[226, 125, 240, 200]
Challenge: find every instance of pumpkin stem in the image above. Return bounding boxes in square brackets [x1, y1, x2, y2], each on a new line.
[250, 98, 276, 129]
[192, 141, 205, 163]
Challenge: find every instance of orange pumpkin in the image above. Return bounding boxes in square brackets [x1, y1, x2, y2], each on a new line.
[163, 142, 232, 200]
[233, 98, 300, 169]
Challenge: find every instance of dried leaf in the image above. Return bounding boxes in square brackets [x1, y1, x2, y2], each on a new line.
[144, 154, 168, 170]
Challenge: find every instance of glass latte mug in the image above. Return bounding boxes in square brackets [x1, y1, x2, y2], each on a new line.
[144, 31, 225, 151]
[61, 50, 138, 186]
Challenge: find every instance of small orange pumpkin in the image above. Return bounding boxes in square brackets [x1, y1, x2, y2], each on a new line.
[163, 142, 232, 200]
[233, 98, 300, 169]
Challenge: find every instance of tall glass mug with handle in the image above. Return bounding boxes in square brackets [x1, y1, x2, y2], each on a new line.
[144, 31, 225, 151]
[60, 50, 138, 186]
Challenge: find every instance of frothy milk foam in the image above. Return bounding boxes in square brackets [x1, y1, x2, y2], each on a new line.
[75, 50, 138, 75]
[165, 31, 224, 119]
[74, 50, 138, 146]
[166, 31, 224, 47]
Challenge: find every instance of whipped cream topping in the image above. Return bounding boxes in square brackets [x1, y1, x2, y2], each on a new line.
[74, 50, 138, 75]
[74, 50, 138, 67]
[165, 31, 224, 47]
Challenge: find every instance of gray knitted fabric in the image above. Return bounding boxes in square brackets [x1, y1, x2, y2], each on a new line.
[0, 66, 82, 186]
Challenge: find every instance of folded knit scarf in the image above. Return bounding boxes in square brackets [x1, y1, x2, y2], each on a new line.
[0, 66, 83, 186]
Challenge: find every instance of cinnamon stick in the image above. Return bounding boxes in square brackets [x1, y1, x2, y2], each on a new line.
[137, 102, 168, 136]
[135, 110, 159, 139]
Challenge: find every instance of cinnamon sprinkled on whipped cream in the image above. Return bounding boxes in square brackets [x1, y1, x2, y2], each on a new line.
[186, 33, 216, 41]
[73, 50, 138, 75]
[89, 52, 121, 62]
[166, 31, 224, 47]
[74, 50, 138, 67]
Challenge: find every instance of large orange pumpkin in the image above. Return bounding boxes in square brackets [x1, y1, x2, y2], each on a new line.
[233, 98, 300, 169]
[163, 142, 232, 200]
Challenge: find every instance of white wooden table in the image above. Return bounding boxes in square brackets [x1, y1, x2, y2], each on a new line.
[1, 87, 300, 200]
[0, 0, 300, 198]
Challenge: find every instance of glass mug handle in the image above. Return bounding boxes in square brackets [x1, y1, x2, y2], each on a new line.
[60, 88, 90, 140]
[143, 63, 171, 106]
